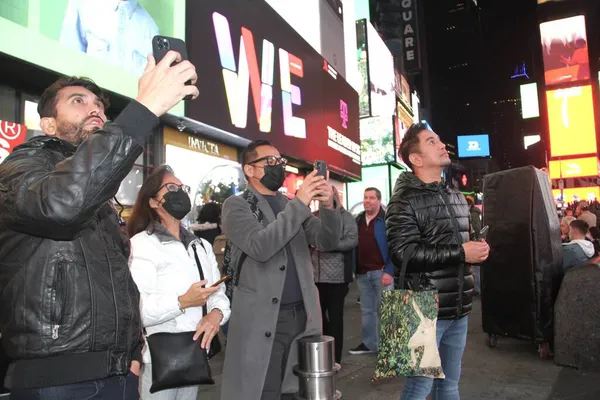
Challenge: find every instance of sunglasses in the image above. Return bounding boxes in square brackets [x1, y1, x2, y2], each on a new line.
[249, 156, 288, 167]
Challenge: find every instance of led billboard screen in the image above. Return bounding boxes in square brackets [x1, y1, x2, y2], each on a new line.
[540, 16, 590, 86]
[553, 187, 600, 202]
[356, 19, 395, 118]
[0, 0, 185, 107]
[524, 134, 541, 149]
[549, 156, 598, 179]
[520, 83, 540, 119]
[546, 85, 597, 157]
[457, 134, 490, 158]
[186, 0, 361, 179]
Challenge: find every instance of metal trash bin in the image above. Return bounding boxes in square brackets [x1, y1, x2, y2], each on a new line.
[293, 335, 341, 400]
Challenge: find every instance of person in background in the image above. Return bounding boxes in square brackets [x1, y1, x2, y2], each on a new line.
[220, 140, 339, 400]
[191, 202, 222, 245]
[60, 0, 159, 76]
[349, 187, 394, 355]
[128, 165, 230, 399]
[562, 220, 595, 271]
[563, 208, 576, 226]
[577, 202, 597, 228]
[386, 122, 489, 399]
[560, 219, 571, 243]
[589, 226, 600, 256]
[0, 51, 198, 399]
[311, 186, 358, 363]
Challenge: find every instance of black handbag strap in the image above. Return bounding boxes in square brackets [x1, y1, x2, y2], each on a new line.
[398, 243, 417, 289]
[191, 242, 209, 317]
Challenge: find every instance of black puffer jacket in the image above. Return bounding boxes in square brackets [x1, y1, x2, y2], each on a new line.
[386, 172, 473, 320]
[0, 101, 157, 389]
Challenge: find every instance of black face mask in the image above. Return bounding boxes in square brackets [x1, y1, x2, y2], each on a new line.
[260, 164, 286, 191]
[161, 189, 191, 220]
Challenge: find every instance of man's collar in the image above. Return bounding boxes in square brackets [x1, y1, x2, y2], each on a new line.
[112, 0, 138, 19]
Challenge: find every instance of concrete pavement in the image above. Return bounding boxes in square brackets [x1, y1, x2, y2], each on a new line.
[197, 284, 600, 399]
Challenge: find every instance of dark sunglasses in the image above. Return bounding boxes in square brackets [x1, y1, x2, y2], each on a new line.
[249, 156, 288, 167]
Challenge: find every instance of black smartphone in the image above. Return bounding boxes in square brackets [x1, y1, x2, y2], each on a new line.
[479, 225, 489, 240]
[152, 35, 194, 100]
[314, 160, 328, 177]
[211, 275, 232, 287]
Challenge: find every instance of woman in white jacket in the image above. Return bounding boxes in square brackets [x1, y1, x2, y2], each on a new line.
[127, 165, 231, 400]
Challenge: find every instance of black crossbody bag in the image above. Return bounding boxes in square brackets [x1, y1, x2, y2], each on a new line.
[146, 241, 220, 393]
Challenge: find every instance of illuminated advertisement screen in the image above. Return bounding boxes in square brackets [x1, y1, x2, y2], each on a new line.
[546, 85, 597, 157]
[366, 22, 395, 117]
[520, 83, 540, 119]
[457, 134, 490, 158]
[360, 116, 394, 166]
[549, 156, 598, 179]
[553, 187, 600, 202]
[186, 0, 361, 179]
[524, 134, 541, 149]
[356, 19, 395, 118]
[540, 16, 590, 86]
[0, 0, 185, 111]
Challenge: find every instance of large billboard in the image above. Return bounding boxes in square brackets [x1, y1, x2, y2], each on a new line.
[539, 16, 590, 86]
[186, 0, 361, 179]
[553, 187, 599, 203]
[549, 156, 599, 179]
[546, 85, 597, 157]
[360, 116, 394, 166]
[457, 134, 490, 158]
[520, 83, 540, 119]
[356, 19, 396, 118]
[0, 0, 185, 110]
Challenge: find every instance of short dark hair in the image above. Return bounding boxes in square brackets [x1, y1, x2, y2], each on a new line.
[400, 122, 429, 170]
[38, 76, 110, 118]
[241, 140, 274, 169]
[570, 219, 589, 236]
[364, 187, 382, 201]
[197, 202, 222, 224]
[466, 197, 474, 207]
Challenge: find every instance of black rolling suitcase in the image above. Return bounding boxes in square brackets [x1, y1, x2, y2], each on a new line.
[481, 166, 563, 359]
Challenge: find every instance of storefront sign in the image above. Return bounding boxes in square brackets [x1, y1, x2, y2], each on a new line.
[0, 120, 27, 163]
[187, 0, 361, 180]
[163, 127, 238, 161]
[400, 0, 420, 72]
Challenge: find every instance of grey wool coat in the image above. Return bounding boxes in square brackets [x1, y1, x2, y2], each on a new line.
[220, 185, 342, 399]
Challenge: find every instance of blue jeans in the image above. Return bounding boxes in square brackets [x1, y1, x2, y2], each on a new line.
[357, 270, 389, 351]
[9, 373, 139, 400]
[401, 316, 469, 400]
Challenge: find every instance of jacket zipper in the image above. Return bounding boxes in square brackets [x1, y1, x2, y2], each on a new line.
[80, 238, 97, 350]
[439, 190, 465, 316]
[104, 248, 120, 353]
[51, 263, 66, 339]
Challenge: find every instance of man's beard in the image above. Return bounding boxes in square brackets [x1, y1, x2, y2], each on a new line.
[56, 117, 101, 146]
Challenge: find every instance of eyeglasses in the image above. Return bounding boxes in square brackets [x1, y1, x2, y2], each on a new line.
[157, 183, 191, 194]
[249, 156, 288, 167]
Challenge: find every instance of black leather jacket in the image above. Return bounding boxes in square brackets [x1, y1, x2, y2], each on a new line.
[0, 101, 157, 389]
[386, 172, 473, 320]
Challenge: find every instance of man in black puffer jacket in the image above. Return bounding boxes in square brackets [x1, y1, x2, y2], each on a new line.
[384, 122, 489, 400]
[0, 51, 198, 399]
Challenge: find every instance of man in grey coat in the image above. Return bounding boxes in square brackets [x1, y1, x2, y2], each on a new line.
[221, 140, 341, 400]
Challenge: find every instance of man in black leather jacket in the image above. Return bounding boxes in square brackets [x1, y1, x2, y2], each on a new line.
[0, 52, 198, 399]
[385, 122, 489, 400]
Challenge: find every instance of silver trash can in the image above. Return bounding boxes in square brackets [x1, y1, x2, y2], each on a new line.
[293, 335, 341, 400]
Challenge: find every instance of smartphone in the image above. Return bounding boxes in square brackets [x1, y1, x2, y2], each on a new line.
[314, 160, 328, 178]
[211, 275, 232, 287]
[479, 225, 489, 240]
[152, 35, 194, 100]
